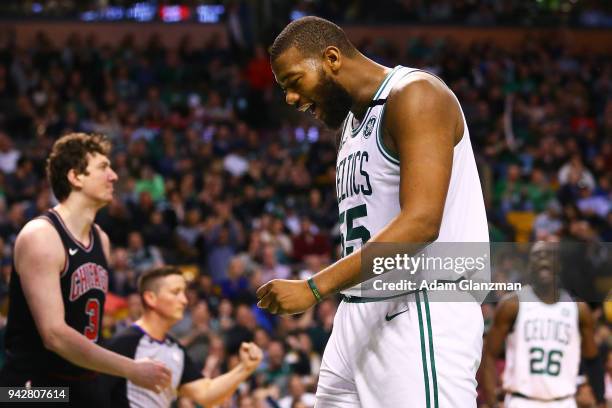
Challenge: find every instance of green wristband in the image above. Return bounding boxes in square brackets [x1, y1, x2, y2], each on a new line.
[307, 277, 322, 303]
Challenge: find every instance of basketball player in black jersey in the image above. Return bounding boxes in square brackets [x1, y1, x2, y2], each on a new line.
[0, 133, 171, 406]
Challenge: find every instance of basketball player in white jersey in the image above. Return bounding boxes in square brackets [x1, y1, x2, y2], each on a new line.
[257, 16, 489, 407]
[482, 242, 605, 408]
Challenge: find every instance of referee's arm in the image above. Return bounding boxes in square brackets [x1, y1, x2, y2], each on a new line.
[179, 342, 262, 406]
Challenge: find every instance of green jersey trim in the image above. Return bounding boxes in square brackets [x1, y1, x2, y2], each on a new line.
[376, 103, 400, 165]
[350, 66, 401, 136]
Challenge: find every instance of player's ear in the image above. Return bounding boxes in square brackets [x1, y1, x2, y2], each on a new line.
[323, 46, 341, 73]
[67, 169, 84, 189]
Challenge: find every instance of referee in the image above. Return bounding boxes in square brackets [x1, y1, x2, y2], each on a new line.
[102, 266, 263, 407]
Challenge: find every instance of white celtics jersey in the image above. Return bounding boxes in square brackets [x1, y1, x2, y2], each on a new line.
[336, 66, 489, 296]
[503, 285, 581, 400]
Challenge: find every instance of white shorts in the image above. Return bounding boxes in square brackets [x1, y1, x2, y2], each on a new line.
[315, 290, 483, 408]
[504, 394, 577, 408]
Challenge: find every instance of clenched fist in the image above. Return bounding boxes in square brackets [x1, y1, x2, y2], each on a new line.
[256, 279, 317, 315]
[239, 342, 263, 372]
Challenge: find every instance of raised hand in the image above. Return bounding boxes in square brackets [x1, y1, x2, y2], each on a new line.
[238, 342, 263, 372]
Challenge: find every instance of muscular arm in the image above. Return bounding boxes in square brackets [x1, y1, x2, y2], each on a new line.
[578, 302, 598, 359]
[15, 220, 136, 379]
[257, 75, 462, 311]
[482, 295, 518, 407]
[316, 76, 459, 295]
[578, 302, 605, 405]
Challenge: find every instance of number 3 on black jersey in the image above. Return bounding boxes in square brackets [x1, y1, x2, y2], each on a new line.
[84, 298, 100, 341]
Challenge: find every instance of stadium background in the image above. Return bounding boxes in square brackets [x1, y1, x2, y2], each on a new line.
[0, 1, 610, 407]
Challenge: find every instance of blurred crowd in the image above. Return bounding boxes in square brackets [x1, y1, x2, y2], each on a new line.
[289, 0, 612, 27]
[1, 0, 612, 28]
[0, 20, 609, 408]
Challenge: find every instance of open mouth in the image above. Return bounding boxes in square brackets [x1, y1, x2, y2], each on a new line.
[309, 103, 317, 116]
[298, 103, 317, 116]
[298, 103, 311, 112]
[536, 265, 554, 281]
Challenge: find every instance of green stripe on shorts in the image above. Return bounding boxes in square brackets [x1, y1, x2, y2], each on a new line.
[415, 291, 431, 408]
[424, 290, 439, 408]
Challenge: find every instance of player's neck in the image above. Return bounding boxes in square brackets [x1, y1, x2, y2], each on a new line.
[54, 199, 98, 242]
[136, 315, 172, 341]
[345, 55, 392, 122]
[532, 285, 559, 304]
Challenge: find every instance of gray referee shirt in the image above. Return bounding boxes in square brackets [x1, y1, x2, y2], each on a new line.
[102, 324, 202, 408]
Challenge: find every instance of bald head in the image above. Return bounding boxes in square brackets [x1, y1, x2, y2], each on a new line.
[528, 241, 559, 288]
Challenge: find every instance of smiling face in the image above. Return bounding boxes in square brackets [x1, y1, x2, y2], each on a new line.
[272, 46, 353, 130]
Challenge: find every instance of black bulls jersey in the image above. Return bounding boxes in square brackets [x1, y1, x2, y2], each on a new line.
[3, 208, 109, 378]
